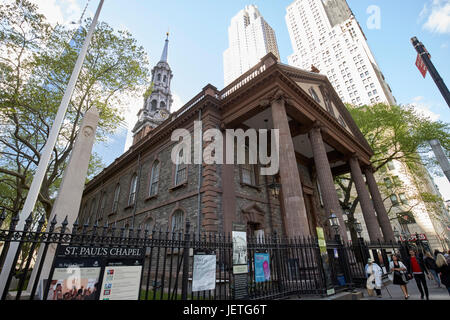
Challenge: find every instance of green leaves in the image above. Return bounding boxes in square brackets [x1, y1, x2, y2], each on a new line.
[0, 1, 150, 218]
[347, 103, 450, 170]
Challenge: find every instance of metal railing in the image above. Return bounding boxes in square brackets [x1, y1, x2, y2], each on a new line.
[0, 211, 403, 300]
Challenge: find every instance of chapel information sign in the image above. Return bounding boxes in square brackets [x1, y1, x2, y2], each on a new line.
[45, 245, 145, 301]
[232, 223, 248, 274]
[232, 223, 248, 300]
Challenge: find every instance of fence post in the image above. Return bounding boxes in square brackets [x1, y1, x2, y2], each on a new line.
[181, 220, 191, 300]
[1, 213, 32, 300]
[338, 240, 353, 291]
[273, 231, 283, 293]
[29, 216, 57, 300]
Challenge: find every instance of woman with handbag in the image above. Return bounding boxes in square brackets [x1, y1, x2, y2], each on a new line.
[389, 254, 409, 299]
[365, 258, 383, 298]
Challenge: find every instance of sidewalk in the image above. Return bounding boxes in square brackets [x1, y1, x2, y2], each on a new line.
[361, 277, 449, 301]
[284, 278, 449, 300]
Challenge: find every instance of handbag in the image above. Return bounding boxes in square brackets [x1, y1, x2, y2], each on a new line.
[401, 272, 409, 284]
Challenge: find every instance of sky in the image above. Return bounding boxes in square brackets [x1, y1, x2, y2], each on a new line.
[28, 0, 450, 199]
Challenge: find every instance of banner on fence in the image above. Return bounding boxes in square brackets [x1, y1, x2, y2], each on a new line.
[317, 227, 327, 254]
[99, 261, 142, 300]
[316, 227, 335, 296]
[232, 223, 248, 274]
[254, 253, 270, 283]
[192, 253, 216, 292]
[47, 261, 101, 300]
[46, 245, 145, 301]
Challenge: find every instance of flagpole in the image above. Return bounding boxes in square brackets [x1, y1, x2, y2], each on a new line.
[0, 0, 105, 298]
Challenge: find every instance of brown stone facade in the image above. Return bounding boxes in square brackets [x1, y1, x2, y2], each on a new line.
[80, 54, 392, 241]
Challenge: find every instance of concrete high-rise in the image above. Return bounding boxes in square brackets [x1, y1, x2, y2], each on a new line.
[286, 0, 396, 106]
[224, 5, 280, 86]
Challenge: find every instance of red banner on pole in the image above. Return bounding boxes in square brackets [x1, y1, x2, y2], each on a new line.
[415, 54, 428, 78]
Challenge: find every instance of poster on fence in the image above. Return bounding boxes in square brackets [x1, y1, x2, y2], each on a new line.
[316, 227, 335, 296]
[192, 254, 216, 292]
[47, 260, 101, 300]
[47, 245, 145, 300]
[99, 263, 142, 300]
[232, 231, 248, 274]
[254, 253, 270, 283]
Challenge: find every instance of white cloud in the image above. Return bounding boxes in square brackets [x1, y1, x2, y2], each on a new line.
[171, 93, 184, 112]
[421, 0, 450, 34]
[410, 96, 441, 121]
[28, 0, 82, 26]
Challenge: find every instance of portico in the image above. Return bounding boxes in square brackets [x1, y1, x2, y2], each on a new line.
[219, 53, 392, 242]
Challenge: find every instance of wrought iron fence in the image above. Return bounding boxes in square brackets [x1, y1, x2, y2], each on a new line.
[0, 211, 403, 300]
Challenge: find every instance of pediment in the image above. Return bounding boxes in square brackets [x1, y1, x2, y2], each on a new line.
[278, 64, 372, 153]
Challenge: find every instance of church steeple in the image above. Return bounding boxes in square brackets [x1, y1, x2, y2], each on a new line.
[132, 34, 174, 145]
[160, 32, 169, 62]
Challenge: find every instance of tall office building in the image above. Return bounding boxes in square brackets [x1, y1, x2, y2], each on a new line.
[286, 0, 396, 106]
[224, 5, 280, 86]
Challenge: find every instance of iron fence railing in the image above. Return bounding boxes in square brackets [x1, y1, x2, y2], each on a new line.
[0, 211, 403, 300]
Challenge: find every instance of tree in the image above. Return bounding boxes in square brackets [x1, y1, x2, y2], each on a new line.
[0, 0, 150, 221]
[335, 103, 450, 242]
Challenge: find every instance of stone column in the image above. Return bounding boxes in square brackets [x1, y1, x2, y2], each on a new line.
[26, 107, 100, 295]
[309, 126, 348, 241]
[364, 167, 395, 242]
[349, 156, 383, 242]
[271, 97, 310, 237]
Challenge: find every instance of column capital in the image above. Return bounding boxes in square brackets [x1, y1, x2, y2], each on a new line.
[350, 153, 360, 161]
[311, 121, 325, 131]
[259, 99, 271, 108]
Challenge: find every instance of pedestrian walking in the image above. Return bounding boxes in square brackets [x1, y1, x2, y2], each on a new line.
[435, 254, 450, 296]
[389, 254, 409, 299]
[433, 249, 441, 260]
[404, 249, 429, 300]
[424, 252, 441, 287]
[365, 258, 383, 298]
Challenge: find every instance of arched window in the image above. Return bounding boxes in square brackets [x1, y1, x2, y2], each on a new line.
[163, 75, 167, 83]
[157, 73, 161, 81]
[160, 101, 166, 110]
[99, 192, 107, 218]
[174, 149, 187, 186]
[82, 203, 89, 222]
[112, 184, 120, 213]
[149, 160, 160, 197]
[171, 210, 184, 233]
[128, 174, 138, 205]
[241, 146, 257, 186]
[90, 197, 97, 220]
[151, 100, 157, 111]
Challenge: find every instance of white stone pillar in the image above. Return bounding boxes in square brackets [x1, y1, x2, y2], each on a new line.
[26, 107, 100, 296]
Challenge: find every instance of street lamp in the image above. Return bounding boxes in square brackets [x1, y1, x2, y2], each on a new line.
[393, 227, 400, 242]
[328, 211, 340, 241]
[355, 220, 363, 238]
[268, 176, 281, 198]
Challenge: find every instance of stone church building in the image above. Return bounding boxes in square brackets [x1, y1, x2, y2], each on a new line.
[79, 36, 395, 242]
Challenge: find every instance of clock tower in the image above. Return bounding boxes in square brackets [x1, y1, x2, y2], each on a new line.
[133, 33, 173, 144]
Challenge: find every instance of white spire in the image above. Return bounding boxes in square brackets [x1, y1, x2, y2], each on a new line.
[160, 32, 169, 62]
